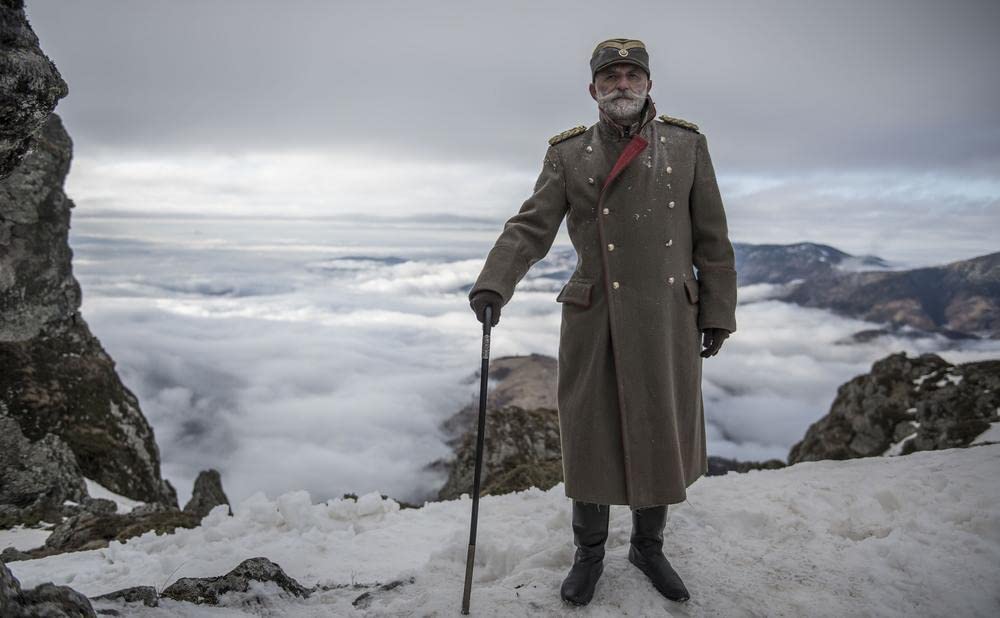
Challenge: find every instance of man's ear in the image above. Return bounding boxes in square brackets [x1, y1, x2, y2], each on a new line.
[646, 79, 652, 94]
[589, 82, 597, 101]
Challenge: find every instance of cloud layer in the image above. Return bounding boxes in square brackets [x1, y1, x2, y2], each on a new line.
[69, 217, 1000, 505]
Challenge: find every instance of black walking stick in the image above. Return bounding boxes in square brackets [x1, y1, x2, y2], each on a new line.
[461, 304, 492, 614]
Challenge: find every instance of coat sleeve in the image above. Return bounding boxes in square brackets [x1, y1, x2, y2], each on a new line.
[468, 145, 569, 307]
[690, 132, 738, 333]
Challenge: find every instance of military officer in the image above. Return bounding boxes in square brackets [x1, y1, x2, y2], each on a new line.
[468, 37, 738, 606]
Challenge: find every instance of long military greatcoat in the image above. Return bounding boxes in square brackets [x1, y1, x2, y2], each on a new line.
[469, 96, 738, 508]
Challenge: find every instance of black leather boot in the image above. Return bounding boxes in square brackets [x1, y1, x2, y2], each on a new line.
[560, 500, 610, 606]
[628, 505, 690, 602]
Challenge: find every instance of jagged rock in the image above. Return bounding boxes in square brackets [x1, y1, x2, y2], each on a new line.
[0, 415, 86, 527]
[10, 509, 200, 560]
[183, 470, 232, 519]
[1, 560, 96, 618]
[79, 498, 117, 516]
[437, 404, 564, 501]
[0, 111, 79, 341]
[706, 456, 786, 476]
[91, 586, 158, 608]
[0, 0, 69, 181]
[160, 557, 310, 605]
[0, 113, 176, 507]
[352, 576, 415, 609]
[789, 351, 1000, 464]
[1, 547, 32, 562]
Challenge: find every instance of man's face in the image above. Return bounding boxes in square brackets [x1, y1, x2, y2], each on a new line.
[589, 62, 651, 124]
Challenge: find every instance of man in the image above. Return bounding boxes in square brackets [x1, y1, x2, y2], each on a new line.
[468, 38, 737, 606]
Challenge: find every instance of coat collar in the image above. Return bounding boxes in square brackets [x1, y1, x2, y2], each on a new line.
[597, 95, 657, 140]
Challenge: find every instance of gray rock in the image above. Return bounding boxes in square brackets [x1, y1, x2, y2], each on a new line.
[789, 351, 1000, 464]
[436, 404, 564, 502]
[183, 470, 232, 519]
[80, 498, 117, 516]
[706, 456, 786, 476]
[1, 547, 33, 563]
[0, 113, 177, 507]
[160, 557, 311, 605]
[36, 509, 199, 556]
[1, 560, 96, 617]
[0, 0, 69, 181]
[91, 586, 158, 608]
[0, 415, 86, 527]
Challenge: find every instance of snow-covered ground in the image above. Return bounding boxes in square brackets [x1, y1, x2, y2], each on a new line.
[9, 445, 1000, 617]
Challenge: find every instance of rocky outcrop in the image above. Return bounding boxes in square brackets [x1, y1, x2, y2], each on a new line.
[789, 351, 1000, 464]
[160, 557, 311, 605]
[0, 0, 69, 181]
[437, 404, 564, 501]
[1, 560, 95, 618]
[440, 353, 557, 445]
[706, 456, 786, 476]
[3, 471, 232, 562]
[4, 557, 310, 615]
[183, 469, 232, 518]
[781, 252, 1000, 339]
[0, 113, 177, 508]
[0, 415, 86, 527]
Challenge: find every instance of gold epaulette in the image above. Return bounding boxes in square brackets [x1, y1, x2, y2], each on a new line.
[548, 125, 587, 145]
[656, 114, 700, 133]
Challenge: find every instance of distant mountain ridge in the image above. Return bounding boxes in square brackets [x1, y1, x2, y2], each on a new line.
[732, 241, 891, 284]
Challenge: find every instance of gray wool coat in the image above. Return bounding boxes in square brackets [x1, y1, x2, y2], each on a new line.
[468, 96, 738, 507]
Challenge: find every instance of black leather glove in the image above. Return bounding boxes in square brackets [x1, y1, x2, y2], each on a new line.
[699, 327, 730, 358]
[470, 290, 503, 326]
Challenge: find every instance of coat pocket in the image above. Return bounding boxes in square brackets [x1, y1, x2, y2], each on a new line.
[556, 279, 594, 308]
[684, 278, 700, 304]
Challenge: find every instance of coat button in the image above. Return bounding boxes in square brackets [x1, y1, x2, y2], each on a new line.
[586, 145, 593, 153]
[667, 276, 675, 284]
[607, 243, 615, 251]
[668, 201, 675, 208]
[666, 166, 672, 174]
[602, 207, 609, 215]
[588, 177, 595, 184]
[612, 281, 620, 289]
[665, 238, 673, 246]
[660, 136, 666, 143]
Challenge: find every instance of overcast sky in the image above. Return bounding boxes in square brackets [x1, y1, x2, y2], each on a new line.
[23, 0, 1000, 263]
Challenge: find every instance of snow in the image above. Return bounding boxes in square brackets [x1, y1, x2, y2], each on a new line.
[972, 422, 1000, 445]
[882, 421, 920, 456]
[0, 525, 51, 552]
[85, 477, 147, 514]
[8, 445, 1000, 616]
[935, 372, 963, 387]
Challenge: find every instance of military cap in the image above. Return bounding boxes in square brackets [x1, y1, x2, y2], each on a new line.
[590, 38, 650, 80]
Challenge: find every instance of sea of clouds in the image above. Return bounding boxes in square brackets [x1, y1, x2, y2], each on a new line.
[68, 215, 1000, 507]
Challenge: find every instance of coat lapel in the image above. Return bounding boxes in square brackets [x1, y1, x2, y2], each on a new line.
[602, 134, 649, 191]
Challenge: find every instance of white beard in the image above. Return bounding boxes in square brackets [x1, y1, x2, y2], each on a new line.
[596, 90, 646, 125]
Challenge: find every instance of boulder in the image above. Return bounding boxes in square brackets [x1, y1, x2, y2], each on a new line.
[789, 351, 1000, 464]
